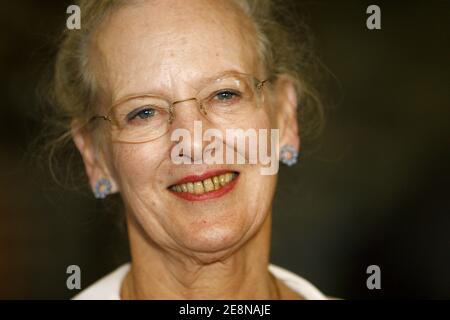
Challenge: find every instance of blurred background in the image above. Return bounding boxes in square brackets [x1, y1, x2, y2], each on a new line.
[0, 0, 449, 299]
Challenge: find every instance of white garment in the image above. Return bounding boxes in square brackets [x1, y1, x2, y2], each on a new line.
[73, 263, 327, 300]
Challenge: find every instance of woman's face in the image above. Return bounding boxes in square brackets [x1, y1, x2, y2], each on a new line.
[85, 0, 294, 259]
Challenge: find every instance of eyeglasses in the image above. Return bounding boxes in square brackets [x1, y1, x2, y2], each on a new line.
[90, 72, 270, 143]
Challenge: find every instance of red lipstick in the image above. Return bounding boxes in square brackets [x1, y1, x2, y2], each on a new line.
[171, 169, 234, 185]
[169, 170, 239, 201]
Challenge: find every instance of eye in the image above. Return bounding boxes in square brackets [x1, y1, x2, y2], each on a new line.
[127, 106, 156, 122]
[214, 90, 241, 101]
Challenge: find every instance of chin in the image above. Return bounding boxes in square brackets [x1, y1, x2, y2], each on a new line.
[179, 223, 248, 260]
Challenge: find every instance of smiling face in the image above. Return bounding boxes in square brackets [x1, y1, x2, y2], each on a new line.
[74, 0, 299, 260]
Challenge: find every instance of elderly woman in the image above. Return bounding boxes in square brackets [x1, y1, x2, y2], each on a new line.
[52, 0, 327, 299]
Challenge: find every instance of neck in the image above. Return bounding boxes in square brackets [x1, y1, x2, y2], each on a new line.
[120, 211, 280, 300]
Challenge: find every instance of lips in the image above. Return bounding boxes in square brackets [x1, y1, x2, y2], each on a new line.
[168, 170, 239, 201]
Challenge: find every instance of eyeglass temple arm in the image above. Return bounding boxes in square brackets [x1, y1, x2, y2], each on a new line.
[90, 115, 111, 123]
[258, 73, 277, 89]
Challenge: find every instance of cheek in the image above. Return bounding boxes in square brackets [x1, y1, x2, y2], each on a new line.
[247, 171, 277, 208]
[247, 110, 277, 164]
[111, 142, 166, 191]
[243, 109, 278, 209]
[247, 108, 272, 129]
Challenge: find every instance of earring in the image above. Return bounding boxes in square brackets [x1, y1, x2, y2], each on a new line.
[280, 144, 299, 167]
[94, 178, 112, 199]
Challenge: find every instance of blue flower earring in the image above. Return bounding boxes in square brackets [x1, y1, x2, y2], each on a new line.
[94, 178, 112, 199]
[280, 144, 299, 167]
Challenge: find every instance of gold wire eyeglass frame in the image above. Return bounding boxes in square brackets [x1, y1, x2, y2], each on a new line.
[89, 72, 271, 143]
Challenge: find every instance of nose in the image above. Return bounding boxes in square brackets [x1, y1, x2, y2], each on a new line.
[168, 98, 216, 164]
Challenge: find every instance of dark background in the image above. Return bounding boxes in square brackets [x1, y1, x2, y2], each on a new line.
[0, 0, 449, 299]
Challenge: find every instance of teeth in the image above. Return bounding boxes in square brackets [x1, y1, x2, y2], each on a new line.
[212, 176, 220, 190]
[203, 178, 214, 192]
[219, 174, 226, 186]
[194, 181, 204, 194]
[171, 172, 238, 195]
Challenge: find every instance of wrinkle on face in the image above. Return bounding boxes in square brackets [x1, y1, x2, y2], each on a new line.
[91, 0, 260, 105]
[85, 0, 277, 259]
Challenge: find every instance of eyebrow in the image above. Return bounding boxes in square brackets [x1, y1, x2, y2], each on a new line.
[111, 69, 251, 107]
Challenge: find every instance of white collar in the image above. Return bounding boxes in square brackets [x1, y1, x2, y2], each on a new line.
[73, 263, 328, 300]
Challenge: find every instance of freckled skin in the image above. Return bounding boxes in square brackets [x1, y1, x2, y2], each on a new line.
[75, 0, 300, 299]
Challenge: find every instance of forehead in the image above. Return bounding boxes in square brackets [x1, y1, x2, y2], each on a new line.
[92, 0, 260, 102]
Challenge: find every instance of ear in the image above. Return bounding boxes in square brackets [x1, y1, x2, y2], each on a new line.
[71, 122, 118, 195]
[274, 76, 300, 153]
